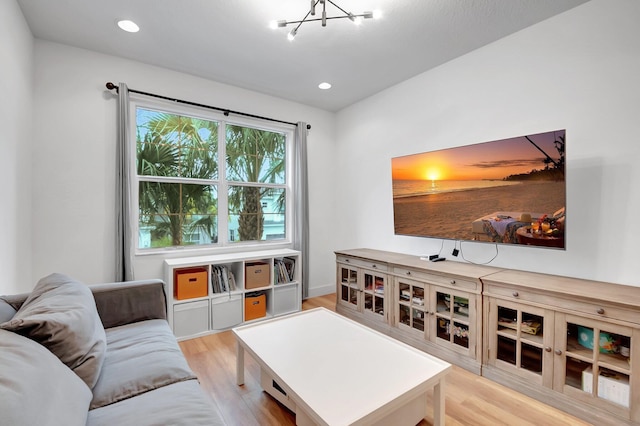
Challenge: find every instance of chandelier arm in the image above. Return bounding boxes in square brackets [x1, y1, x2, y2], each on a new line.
[292, 7, 315, 33]
[276, 0, 376, 39]
[325, 0, 352, 17]
[284, 14, 370, 26]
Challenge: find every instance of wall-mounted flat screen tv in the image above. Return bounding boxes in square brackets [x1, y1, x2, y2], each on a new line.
[391, 129, 566, 249]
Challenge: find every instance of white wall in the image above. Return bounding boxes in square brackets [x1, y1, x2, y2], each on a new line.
[8, 0, 638, 295]
[335, 0, 640, 286]
[30, 41, 337, 295]
[0, 0, 33, 294]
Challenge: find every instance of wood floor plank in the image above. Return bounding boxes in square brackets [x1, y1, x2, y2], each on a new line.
[180, 293, 593, 425]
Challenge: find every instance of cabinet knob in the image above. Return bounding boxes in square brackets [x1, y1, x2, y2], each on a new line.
[406, 271, 411, 276]
[372, 264, 377, 268]
[512, 291, 519, 297]
[554, 349, 562, 355]
[597, 308, 605, 315]
[345, 259, 350, 262]
[545, 347, 552, 352]
[450, 280, 456, 285]
[430, 311, 435, 316]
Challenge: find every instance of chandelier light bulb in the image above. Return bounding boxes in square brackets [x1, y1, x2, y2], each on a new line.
[318, 82, 332, 90]
[287, 29, 297, 41]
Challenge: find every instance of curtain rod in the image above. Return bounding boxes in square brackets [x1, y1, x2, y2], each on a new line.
[105, 82, 311, 130]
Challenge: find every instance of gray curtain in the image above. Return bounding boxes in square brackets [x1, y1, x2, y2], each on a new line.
[294, 123, 309, 298]
[115, 83, 135, 281]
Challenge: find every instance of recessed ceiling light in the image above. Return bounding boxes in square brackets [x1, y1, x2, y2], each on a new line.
[318, 82, 332, 90]
[117, 20, 140, 33]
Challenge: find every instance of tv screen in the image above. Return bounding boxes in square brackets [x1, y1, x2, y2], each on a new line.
[391, 129, 566, 249]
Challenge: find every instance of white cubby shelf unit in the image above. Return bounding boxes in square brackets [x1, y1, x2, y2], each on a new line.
[164, 249, 302, 340]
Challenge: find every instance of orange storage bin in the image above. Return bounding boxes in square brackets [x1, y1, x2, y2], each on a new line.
[174, 267, 208, 300]
[244, 293, 267, 321]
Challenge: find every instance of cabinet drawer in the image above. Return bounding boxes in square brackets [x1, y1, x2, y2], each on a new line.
[485, 284, 640, 325]
[336, 256, 388, 272]
[393, 267, 478, 292]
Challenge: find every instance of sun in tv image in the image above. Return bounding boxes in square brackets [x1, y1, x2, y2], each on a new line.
[391, 129, 566, 249]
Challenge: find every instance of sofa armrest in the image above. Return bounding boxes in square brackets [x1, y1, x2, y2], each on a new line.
[90, 279, 167, 329]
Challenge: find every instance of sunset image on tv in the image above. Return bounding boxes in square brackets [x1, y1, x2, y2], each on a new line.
[391, 129, 566, 249]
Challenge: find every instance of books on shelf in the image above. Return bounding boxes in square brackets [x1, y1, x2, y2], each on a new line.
[275, 257, 296, 284]
[211, 265, 236, 294]
[498, 317, 541, 335]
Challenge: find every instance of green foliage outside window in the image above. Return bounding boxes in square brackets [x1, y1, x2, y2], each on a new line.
[136, 108, 287, 249]
[226, 125, 286, 242]
[137, 109, 218, 248]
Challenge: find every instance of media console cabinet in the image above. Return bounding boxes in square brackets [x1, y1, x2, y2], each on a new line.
[335, 248, 640, 425]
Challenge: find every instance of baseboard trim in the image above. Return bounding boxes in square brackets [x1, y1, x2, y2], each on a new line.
[306, 284, 334, 299]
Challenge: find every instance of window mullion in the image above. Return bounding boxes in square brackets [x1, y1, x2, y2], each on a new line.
[218, 121, 229, 245]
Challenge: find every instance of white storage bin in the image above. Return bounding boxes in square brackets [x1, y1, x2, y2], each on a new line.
[173, 300, 209, 338]
[273, 284, 300, 316]
[211, 294, 243, 330]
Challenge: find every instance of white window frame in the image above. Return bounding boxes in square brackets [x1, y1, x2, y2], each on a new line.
[130, 95, 295, 255]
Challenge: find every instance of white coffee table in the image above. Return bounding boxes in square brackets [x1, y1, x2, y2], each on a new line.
[233, 308, 451, 426]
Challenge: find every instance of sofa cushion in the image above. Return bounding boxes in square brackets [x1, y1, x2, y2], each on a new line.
[0, 329, 93, 426]
[0, 273, 107, 389]
[90, 319, 197, 409]
[87, 380, 226, 426]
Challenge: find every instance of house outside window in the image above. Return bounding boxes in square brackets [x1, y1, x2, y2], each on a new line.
[133, 101, 293, 251]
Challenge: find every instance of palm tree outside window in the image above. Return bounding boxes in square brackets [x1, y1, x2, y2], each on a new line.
[135, 106, 290, 249]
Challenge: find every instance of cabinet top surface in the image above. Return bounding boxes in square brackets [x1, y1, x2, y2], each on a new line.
[482, 269, 640, 308]
[165, 248, 300, 267]
[335, 248, 500, 279]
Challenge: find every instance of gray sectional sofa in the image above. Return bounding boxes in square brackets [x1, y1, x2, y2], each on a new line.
[0, 273, 226, 426]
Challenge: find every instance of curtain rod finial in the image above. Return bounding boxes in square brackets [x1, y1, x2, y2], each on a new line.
[106, 82, 118, 92]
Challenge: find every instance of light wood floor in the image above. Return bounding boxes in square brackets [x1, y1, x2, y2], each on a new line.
[179, 294, 593, 425]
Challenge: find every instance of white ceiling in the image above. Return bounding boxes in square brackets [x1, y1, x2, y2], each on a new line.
[17, 0, 589, 112]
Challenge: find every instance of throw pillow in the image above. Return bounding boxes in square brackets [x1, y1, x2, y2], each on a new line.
[0, 273, 107, 389]
[0, 329, 92, 426]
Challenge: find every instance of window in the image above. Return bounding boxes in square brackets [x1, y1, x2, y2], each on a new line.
[134, 102, 293, 250]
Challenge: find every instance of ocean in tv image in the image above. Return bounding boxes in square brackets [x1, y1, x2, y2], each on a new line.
[391, 129, 566, 249]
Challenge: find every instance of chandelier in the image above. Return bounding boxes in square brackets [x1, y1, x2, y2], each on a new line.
[271, 0, 381, 41]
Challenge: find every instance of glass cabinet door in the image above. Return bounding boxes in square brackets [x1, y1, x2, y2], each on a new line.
[433, 288, 472, 354]
[395, 278, 427, 336]
[362, 270, 386, 321]
[554, 313, 632, 410]
[338, 264, 359, 311]
[491, 299, 551, 386]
